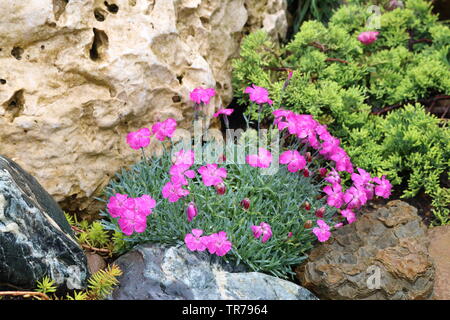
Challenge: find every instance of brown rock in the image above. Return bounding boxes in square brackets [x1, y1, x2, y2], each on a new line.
[296, 200, 435, 300]
[86, 252, 106, 275]
[428, 226, 450, 300]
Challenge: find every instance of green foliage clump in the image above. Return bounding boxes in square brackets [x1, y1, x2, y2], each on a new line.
[232, 0, 450, 224]
[64, 212, 126, 254]
[101, 140, 337, 279]
[33, 265, 122, 300]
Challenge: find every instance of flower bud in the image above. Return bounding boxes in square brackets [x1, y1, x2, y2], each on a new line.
[303, 201, 311, 211]
[304, 220, 313, 229]
[240, 198, 250, 210]
[319, 168, 328, 178]
[303, 169, 310, 177]
[215, 183, 226, 195]
[186, 202, 198, 222]
[287, 232, 293, 238]
[315, 207, 326, 218]
[305, 152, 312, 162]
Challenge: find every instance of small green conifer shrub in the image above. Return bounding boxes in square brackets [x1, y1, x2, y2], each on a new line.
[232, 0, 450, 224]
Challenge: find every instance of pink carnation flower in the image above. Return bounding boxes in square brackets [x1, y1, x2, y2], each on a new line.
[152, 118, 177, 141]
[246, 148, 273, 168]
[107, 193, 129, 218]
[341, 209, 357, 224]
[312, 220, 331, 242]
[213, 108, 234, 118]
[323, 184, 344, 209]
[169, 164, 196, 186]
[126, 128, 151, 150]
[185, 229, 207, 252]
[117, 195, 156, 236]
[203, 231, 232, 256]
[279, 150, 306, 173]
[190, 87, 216, 105]
[197, 164, 227, 186]
[373, 176, 392, 199]
[251, 222, 273, 243]
[173, 149, 195, 167]
[357, 31, 380, 45]
[162, 181, 190, 202]
[244, 84, 273, 105]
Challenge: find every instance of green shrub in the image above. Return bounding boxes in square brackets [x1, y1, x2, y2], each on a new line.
[232, 0, 450, 224]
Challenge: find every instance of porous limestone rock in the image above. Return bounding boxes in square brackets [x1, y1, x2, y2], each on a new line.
[0, 0, 287, 215]
[110, 243, 317, 300]
[296, 201, 435, 300]
[428, 225, 450, 300]
[0, 155, 89, 290]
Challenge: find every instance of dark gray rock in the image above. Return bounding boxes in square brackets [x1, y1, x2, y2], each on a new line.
[111, 243, 317, 300]
[0, 155, 89, 290]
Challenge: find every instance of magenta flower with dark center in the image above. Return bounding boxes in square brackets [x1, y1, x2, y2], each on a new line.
[126, 128, 151, 150]
[323, 184, 344, 209]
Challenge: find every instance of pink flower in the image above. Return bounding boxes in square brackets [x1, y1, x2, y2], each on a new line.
[162, 181, 190, 202]
[213, 108, 234, 118]
[197, 164, 227, 186]
[118, 209, 147, 236]
[312, 220, 331, 242]
[185, 229, 207, 252]
[186, 202, 198, 222]
[203, 231, 232, 256]
[116, 196, 156, 236]
[173, 149, 195, 167]
[107, 193, 129, 218]
[373, 176, 392, 199]
[323, 184, 344, 209]
[334, 223, 344, 229]
[341, 209, 357, 224]
[244, 85, 273, 105]
[343, 186, 367, 210]
[357, 31, 380, 45]
[246, 148, 273, 168]
[324, 168, 341, 185]
[288, 232, 293, 238]
[251, 222, 273, 243]
[169, 164, 196, 186]
[126, 128, 151, 150]
[279, 150, 306, 173]
[152, 118, 177, 141]
[133, 195, 157, 216]
[190, 87, 216, 105]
